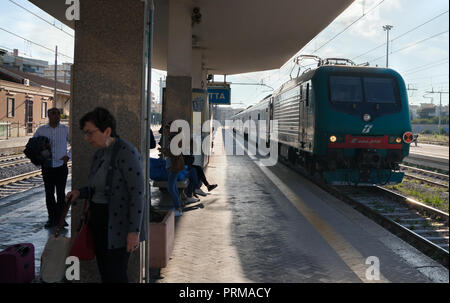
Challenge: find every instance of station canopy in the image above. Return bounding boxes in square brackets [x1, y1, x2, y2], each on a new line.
[29, 0, 354, 75]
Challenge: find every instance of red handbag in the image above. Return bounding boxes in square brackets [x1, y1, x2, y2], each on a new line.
[69, 201, 95, 261]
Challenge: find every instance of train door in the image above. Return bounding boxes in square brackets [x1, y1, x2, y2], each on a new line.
[306, 81, 314, 152]
[305, 82, 310, 151]
[266, 98, 273, 145]
[25, 99, 33, 134]
[299, 84, 306, 149]
[257, 113, 261, 143]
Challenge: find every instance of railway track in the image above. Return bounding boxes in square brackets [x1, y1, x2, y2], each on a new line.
[314, 179, 448, 267]
[0, 163, 72, 200]
[0, 154, 26, 163]
[399, 164, 449, 188]
[0, 158, 31, 169]
[400, 164, 449, 181]
[234, 130, 450, 267]
[337, 186, 448, 262]
[277, 156, 449, 267]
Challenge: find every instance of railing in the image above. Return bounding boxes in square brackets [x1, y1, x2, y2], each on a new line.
[0, 121, 47, 140]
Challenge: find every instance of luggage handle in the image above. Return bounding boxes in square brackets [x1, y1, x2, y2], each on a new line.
[54, 196, 74, 238]
[75, 200, 90, 233]
[17, 246, 30, 257]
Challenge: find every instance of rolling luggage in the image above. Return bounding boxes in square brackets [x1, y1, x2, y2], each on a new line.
[0, 243, 35, 283]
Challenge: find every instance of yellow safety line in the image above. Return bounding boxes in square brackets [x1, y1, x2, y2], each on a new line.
[231, 129, 389, 283]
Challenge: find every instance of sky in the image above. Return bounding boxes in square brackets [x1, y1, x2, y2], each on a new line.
[0, 0, 448, 109]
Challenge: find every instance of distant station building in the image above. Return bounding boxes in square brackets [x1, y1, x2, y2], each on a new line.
[0, 66, 71, 139]
[44, 63, 72, 85]
[0, 49, 48, 78]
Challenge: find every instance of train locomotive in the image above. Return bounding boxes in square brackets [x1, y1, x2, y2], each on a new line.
[232, 57, 413, 186]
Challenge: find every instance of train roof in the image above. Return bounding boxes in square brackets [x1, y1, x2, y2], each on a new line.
[232, 64, 402, 119]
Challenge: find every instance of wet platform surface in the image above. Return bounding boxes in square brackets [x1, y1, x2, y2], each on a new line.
[0, 182, 72, 276]
[0, 128, 448, 283]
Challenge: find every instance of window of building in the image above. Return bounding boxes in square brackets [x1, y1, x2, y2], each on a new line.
[41, 102, 48, 119]
[7, 98, 15, 118]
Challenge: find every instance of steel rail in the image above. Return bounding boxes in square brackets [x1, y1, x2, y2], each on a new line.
[403, 173, 449, 188]
[0, 159, 31, 169]
[400, 164, 449, 181]
[0, 163, 72, 187]
[0, 154, 26, 163]
[236, 131, 449, 268]
[279, 158, 449, 268]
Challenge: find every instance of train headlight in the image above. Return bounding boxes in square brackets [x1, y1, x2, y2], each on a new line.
[395, 137, 402, 144]
[403, 131, 413, 144]
[330, 135, 337, 143]
[363, 114, 371, 122]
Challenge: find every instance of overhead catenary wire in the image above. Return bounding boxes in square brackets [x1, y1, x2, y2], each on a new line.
[312, 0, 386, 54]
[278, 0, 386, 73]
[253, 0, 387, 92]
[405, 73, 449, 82]
[352, 10, 449, 61]
[0, 27, 73, 60]
[403, 58, 449, 74]
[367, 30, 449, 64]
[7, 0, 74, 38]
[403, 60, 449, 76]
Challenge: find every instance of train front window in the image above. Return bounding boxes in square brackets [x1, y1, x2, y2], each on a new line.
[364, 77, 397, 103]
[329, 76, 363, 103]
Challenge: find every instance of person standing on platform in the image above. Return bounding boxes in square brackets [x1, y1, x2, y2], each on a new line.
[33, 107, 71, 228]
[66, 107, 145, 283]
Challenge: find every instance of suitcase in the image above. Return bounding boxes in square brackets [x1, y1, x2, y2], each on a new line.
[0, 243, 35, 283]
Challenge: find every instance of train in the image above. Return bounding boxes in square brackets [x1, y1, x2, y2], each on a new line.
[232, 56, 414, 186]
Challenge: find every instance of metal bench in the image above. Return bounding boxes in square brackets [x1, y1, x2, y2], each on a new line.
[152, 178, 189, 205]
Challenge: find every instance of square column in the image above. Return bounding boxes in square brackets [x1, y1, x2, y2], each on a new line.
[164, 0, 192, 126]
[71, 0, 146, 282]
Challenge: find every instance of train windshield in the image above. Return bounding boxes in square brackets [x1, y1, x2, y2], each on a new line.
[329, 76, 363, 103]
[328, 73, 402, 117]
[364, 77, 397, 103]
[329, 75, 399, 104]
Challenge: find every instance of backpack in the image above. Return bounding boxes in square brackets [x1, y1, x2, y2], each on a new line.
[23, 136, 52, 166]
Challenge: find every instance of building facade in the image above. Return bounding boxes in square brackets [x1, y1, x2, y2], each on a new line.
[0, 49, 48, 78]
[44, 63, 72, 85]
[0, 79, 54, 138]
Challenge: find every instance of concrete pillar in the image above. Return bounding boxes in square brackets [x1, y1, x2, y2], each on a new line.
[71, 0, 145, 282]
[163, 0, 192, 127]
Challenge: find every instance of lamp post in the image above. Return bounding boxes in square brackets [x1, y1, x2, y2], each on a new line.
[383, 25, 393, 68]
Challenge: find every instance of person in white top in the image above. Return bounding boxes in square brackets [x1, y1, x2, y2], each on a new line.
[33, 107, 71, 228]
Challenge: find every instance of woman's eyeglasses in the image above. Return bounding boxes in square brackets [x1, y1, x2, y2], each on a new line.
[83, 128, 100, 137]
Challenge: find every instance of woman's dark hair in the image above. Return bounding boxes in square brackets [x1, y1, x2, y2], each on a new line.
[79, 107, 117, 137]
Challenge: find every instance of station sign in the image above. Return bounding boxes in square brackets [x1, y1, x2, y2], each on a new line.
[208, 84, 231, 105]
